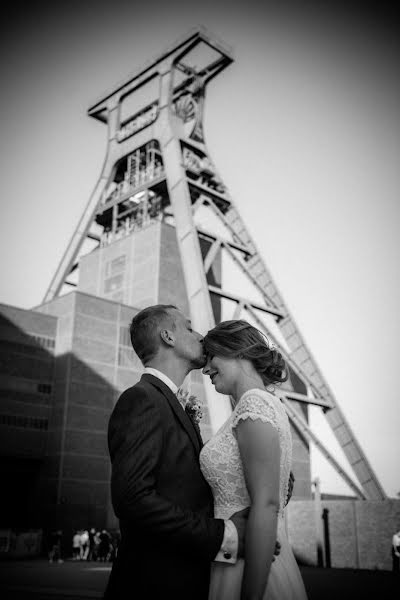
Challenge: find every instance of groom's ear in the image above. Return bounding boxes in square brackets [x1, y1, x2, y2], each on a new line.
[160, 328, 175, 347]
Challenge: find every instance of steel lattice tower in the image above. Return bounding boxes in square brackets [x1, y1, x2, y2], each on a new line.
[44, 27, 386, 501]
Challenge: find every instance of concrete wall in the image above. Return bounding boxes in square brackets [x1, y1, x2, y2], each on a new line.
[287, 498, 400, 570]
[0, 303, 57, 526]
[0, 303, 56, 458]
[36, 292, 145, 531]
[78, 222, 161, 308]
[290, 426, 312, 500]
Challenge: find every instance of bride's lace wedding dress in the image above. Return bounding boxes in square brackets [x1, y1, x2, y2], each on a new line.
[200, 389, 308, 600]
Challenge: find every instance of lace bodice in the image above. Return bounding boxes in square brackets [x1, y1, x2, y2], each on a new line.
[200, 389, 292, 520]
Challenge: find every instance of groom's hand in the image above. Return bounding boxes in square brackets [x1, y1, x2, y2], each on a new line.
[229, 507, 250, 557]
[272, 540, 281, 562]
[285, 471, 295, 506]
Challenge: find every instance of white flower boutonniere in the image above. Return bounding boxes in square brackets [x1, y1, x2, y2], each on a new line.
[176, 389, 204, 425]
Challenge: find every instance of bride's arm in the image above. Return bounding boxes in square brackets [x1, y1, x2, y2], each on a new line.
[236, 418, 281, 600]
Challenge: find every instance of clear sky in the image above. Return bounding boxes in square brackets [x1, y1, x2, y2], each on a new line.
[0, 1, 399, 497]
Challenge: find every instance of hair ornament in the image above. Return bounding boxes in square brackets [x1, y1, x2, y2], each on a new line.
[261, 330, 276, 352]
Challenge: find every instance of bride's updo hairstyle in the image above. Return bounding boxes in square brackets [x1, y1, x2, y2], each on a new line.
[203, 320, 288, 386]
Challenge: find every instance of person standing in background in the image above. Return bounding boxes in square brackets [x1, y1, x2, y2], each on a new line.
[392, 530, 400, 572]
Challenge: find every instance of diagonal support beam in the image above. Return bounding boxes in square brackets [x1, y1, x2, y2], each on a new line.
[232, 300, 245, 319]
[208, 286, 285, 320]
[221, 240, 281, 311]
[197, 227, 251, 257]
[276, 390, 331, 409]
[191, 195, 207, 215]
[281, 398, 367, 499]
[203, 240, 222, 274]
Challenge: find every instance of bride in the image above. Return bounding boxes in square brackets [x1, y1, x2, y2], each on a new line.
[200, 320, 308, 600]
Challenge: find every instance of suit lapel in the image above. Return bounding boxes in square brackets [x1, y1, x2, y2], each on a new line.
[141, 374, 201, 455]
[190, 415, 203, 449]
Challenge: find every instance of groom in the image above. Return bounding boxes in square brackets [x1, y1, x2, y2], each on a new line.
[104, 305, 247, 600]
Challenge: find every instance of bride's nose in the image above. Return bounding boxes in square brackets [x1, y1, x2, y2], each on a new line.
[202, 360, 210, 375]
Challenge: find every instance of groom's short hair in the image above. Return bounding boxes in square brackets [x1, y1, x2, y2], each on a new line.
[129, 304, 177, 364]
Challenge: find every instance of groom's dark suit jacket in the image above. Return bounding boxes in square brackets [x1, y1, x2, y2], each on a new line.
[104, 373, 224, 600]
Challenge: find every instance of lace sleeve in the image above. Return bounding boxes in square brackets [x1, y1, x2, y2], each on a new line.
[231, 390, 279, 432]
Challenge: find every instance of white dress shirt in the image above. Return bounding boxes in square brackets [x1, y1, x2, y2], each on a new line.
[143, 367, 238, 563]
[144, 367, 179, 394]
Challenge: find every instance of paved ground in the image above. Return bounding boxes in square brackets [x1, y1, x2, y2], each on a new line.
[0, 559, 398, 600]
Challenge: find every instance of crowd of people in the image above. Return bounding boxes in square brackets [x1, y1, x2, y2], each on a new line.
[47, 527, 119, 563]
[71, 528, 119, 562]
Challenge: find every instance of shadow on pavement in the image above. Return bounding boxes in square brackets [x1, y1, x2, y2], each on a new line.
[0, 559, 398, 600]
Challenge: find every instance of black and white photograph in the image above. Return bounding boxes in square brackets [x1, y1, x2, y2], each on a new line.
[0, 1, 399, 598]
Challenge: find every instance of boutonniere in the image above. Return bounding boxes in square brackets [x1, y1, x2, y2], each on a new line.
[176, 389, 204, 425]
